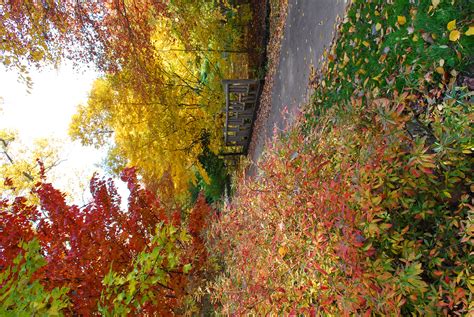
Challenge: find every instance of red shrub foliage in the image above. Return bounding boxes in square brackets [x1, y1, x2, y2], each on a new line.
[209, 94, 472, 315]
[188, 194, 212, 270]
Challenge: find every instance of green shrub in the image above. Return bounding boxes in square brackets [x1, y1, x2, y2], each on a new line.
[0, 240, 70, 316]
[190, 146, 230, 204]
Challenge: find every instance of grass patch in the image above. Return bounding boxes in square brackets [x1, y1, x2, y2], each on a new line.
[307, 0, 472, 119]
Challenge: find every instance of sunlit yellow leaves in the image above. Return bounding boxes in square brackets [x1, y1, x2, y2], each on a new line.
[449, 30, 461, 41]
[30, 50, 44, 62]
[466, 26, 474, 36]
[375, 23, 382, 31]
[71, 72, 218, 195]
[446, 19, 461, 42]
[428, 0, 440, 14]
[278, 245, 288, 257]
[0, 131, 61, 200]
[195, 162, 211, 185]
[68, 3, 241, 196]
[447, 20, 456, 31]
[397, 16, 407, 26]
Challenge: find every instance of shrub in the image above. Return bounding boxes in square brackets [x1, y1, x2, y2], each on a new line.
[209, 88, 472, 315]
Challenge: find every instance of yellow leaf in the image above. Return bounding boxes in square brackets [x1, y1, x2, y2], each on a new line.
[362, 41, 370, 47]
[372, 196, 382, 205]
[449, 30, 461, 42]
[195, 162, 211, 185]
[343, 53, 349, 65]
[375, 23, 382, 31]
[431, 0, 440, 8]
[278, 246, 288, 257]
[435, 66, 445, 74]
[447, 19, 456, 31]
[466, 26, 474, 36]
[397, 16, 407, 25]
[368, 223, 379, 236]
[31, 50, 44, 62]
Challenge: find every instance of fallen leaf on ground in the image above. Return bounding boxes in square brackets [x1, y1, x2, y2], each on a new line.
[397, 16, 407, 25]
[449, 30, 461, 42]
[447, 20, 456, 31]
[465, 26, 474, 36]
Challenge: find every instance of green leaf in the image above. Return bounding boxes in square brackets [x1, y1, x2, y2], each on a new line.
[183, 263, 192, 274]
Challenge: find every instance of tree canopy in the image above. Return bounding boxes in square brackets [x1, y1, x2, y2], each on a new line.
[1, 167, 213, 314]
[1, 0, 167, 86]
[68, 1, 245, 196]
[0, 129, 61, 198]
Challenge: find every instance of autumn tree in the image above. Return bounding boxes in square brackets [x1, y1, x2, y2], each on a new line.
[0, 129, 61, 198]
[3, 0, 245, 198]
[68, 1, 246, 197]
[1, 0, 167, 89]
[1, 167, 168, 313]
[1, 166, 213, 314]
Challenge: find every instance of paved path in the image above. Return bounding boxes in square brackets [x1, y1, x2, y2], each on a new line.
[249, 0, 347, 170]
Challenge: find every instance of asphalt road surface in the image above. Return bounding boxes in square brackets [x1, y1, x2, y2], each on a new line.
[249, 0, 347, 173]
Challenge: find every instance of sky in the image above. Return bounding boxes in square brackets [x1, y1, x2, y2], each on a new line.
[0, 63, 128, 205]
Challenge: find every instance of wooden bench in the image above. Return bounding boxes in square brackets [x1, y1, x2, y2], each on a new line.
[221, 79, 261, 158]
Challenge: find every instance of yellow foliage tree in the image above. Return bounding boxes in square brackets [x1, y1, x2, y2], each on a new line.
[0, 129, 61, 198]
[69, 71, 221, 196]
[70, 2, 244, 196]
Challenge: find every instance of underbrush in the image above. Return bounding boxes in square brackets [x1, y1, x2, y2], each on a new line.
[210, 89, 472, 315]
[208, 0, 473, 315]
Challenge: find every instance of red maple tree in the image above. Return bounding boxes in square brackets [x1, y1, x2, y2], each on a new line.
[0, 167, 210, 315]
